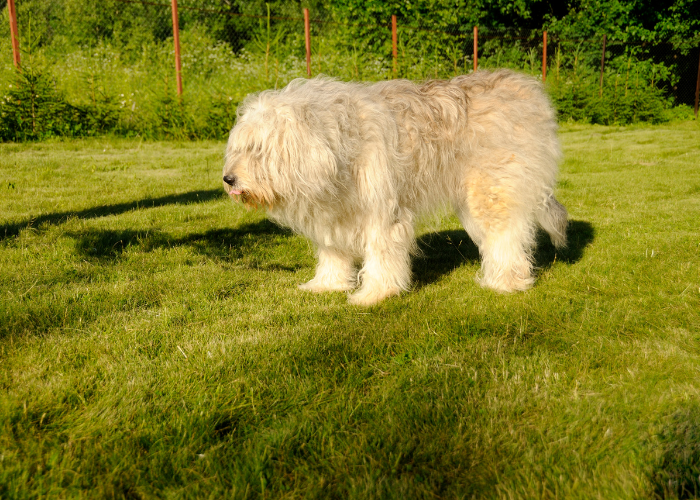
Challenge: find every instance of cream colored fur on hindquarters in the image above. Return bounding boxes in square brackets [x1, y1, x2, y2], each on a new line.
[222, 70, 568, 306]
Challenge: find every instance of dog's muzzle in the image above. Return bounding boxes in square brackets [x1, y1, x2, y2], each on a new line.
[223, 175, 242, 196]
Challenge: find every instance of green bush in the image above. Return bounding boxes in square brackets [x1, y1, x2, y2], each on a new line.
[0, 68, 121, 141]
[0, 2, 693, 141]
[546, 60, 670, 125]
[0, 46, 679, 141]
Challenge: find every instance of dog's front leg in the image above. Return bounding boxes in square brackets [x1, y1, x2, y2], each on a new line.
[299, 246, 355, 293]
[348, 221, 412, 306]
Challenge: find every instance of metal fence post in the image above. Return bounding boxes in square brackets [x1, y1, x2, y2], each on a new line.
[7, 0, 21, 70]
[473, 26, 478, 72]
[171, 0, 183, 96]
[599, 34, 607, 97]
[392, 15, 397, 78]
[542, 31, 547, 82]
[304, 8, 311, 77]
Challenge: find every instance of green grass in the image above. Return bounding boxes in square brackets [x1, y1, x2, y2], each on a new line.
[1, 121, 699, 499]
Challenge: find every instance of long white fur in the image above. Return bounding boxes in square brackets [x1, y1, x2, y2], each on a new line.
[223, 70, 568, 306]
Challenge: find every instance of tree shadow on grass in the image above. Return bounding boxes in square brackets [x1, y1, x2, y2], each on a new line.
[1, 189, 224, 241]
[412, 220, 595, 288]
[649, 404, 700, 499]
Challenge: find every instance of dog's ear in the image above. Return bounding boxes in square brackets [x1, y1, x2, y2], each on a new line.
[266, 104, 340, 201]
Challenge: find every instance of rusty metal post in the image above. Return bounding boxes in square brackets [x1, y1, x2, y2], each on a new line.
[392, 15, 397, 77]
[695, 47, 700, 118]
[7, 0, 21, 70]
[599, 34, 607, 97]
[304, 8, 311, 77]
[171, 0, 183, 96]
[542, 31, 547, 82]
[473, 26, 478, 72]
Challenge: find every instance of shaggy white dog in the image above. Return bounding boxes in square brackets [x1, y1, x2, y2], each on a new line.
[223, 70, 568, 306]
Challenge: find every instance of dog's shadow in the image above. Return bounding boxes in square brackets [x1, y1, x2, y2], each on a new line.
[413, 230, 480, 287]
[45, 206, 593, 285]
[1, 189, 224, 241]
[413, 220, 595, 288]
[69, 219, 299, 269]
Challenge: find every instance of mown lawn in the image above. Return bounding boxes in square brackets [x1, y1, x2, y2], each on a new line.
[1, 121, 699, 499]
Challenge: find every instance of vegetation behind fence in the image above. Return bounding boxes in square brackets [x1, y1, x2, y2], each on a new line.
[1, 0, 699, 141]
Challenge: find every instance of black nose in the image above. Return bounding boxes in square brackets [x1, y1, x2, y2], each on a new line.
[223, 175, 236, 186]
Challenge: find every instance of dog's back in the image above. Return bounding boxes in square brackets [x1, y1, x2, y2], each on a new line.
[451, 70, 560, 173]
[370, 79, 470, 215]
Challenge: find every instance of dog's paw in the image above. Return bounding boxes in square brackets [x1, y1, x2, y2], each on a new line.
[477, 273, 534, 293]
[298, 278, 353, 293]
[347, 286, 400, 306]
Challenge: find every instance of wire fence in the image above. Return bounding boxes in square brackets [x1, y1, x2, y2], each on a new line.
[1, 0, 699, 140]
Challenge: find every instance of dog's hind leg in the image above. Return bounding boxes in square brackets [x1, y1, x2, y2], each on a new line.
[455, 201, 485, 248]
[464, 170, 537, 293]
[299, 246, 355, 293]
[536, 196, 568, 249]
[477, 223, 536, 292]
[348, 218, 413, 306]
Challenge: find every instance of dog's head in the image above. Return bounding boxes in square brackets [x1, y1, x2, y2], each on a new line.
[222, 98, 279, 209]
[223, 85, 340, 209]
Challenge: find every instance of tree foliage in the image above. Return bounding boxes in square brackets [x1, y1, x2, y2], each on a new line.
[3, 0, 699, 50]
[0, 0, 697, 140]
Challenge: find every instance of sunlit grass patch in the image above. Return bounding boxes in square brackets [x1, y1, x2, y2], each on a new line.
[1, 121, 699, 498]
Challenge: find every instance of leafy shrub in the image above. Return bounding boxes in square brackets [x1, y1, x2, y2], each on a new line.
[546, 54, 672, 125]
[0, 69, 120, 141]
[0, 6, 693, 142]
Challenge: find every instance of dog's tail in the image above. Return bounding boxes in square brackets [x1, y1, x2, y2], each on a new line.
[537, 196, 568, 249]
